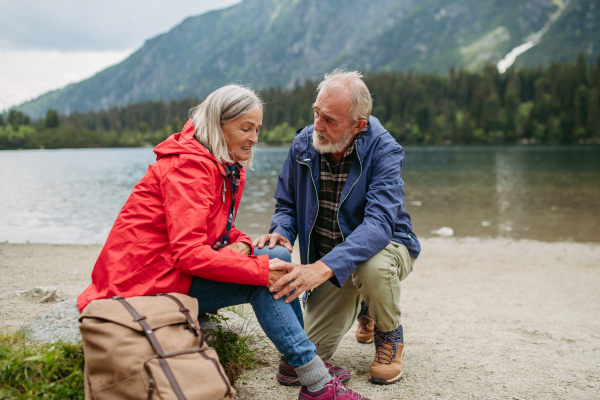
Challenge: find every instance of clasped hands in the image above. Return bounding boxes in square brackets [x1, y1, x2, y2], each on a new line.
[253, 233, 334, 303]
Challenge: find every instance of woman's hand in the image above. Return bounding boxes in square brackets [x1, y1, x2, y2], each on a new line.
[252, 233, 293, 252]
[225, 242, 252, 255]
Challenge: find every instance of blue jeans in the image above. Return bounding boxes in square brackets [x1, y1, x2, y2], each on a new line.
[188, 245, 313, 367]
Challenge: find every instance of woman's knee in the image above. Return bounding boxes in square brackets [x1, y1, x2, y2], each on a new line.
[254, 245, 292, 263]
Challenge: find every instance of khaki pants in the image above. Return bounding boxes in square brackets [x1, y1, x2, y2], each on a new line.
[304, 241, 414, 361]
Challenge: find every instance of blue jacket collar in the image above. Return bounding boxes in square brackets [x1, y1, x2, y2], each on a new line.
[295, 116, 388, 165]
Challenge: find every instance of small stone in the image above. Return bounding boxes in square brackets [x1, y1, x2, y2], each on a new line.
[15, 286, 58, 303]
[430, 227, 454, 237]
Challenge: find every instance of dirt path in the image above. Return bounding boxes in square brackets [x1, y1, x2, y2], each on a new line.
[1, 238, 599, 399]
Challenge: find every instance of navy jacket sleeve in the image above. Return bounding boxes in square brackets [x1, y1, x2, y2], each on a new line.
[269, 144, 298, 246]
[321, 143, 405, 287]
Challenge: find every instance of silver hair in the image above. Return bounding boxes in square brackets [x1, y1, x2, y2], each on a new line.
[190, 84, 263, 166]
[316, 69, 373, 122]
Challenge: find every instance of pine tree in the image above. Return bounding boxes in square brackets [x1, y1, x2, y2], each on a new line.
[573, 85, 589, 141]
[587, 88, 600, 138]
[45, 110, 60, 128]
[576, 52, 588, 87]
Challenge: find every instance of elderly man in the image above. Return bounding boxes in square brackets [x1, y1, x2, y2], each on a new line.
[254, 70, 421, 386]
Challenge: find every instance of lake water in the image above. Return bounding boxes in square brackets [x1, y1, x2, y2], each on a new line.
[1, 146, 599, 245]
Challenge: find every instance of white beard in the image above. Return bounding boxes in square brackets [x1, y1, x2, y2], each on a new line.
[312, 128, 354, 154]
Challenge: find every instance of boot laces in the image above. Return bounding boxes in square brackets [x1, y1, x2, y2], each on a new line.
[357, 314, 373, 333]
[374, 329, 401, 364]
[328, 376, 365, 399]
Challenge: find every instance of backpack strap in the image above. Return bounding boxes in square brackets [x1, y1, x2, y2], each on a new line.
[113, 297, 187, 400]
[155, 293, 203, 339]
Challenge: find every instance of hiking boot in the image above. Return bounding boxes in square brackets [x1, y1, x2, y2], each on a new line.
[356, 301, 374, 343]
[369, 325, 404, 384]
[298, 376, 370, 399]
[277, 357, 351, 386]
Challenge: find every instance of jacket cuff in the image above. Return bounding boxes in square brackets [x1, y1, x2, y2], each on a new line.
[257, 254, 270, 286]
[320, 253, 347, 288]
[236, 235, 254, 255]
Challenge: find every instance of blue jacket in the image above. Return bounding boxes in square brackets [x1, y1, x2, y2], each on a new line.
[270, 116, 421, 287]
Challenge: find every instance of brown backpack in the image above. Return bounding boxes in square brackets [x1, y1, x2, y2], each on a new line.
[79, 293, 235, 400]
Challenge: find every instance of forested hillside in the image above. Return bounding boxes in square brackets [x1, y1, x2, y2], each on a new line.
[2, 54, 599, 150]
[14, 0, 600, 119]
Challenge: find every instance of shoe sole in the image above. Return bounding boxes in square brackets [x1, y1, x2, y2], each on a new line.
[276, 373, 301, 386]
[369, 371, 402, 385]
[356, 337, 374, 344]
[276, 373, 351, 387]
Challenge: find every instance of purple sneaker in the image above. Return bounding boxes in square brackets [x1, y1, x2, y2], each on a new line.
[277, 357, 351, 386]
[298, 376, 370, 399]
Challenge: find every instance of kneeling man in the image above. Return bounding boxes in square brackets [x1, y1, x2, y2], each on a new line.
[255, 70, 421, 385]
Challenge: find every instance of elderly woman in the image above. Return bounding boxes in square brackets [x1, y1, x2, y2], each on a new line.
[77, 85, 368, 400]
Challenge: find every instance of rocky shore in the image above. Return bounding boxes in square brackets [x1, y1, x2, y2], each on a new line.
[1, 238, 599, 399]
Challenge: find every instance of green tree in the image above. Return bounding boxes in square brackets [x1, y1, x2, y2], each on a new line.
[45, 110, 60, 128]
[587, 88, 600, 138]
[8, 110, 31, 129]
[573, 84, 589, 141]
[575, 52, 588, 87]
[591, 54, 600, 90]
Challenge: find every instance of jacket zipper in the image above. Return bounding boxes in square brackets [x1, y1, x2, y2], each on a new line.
[296, 158, 319, 262]
[336, 151, 363, 241]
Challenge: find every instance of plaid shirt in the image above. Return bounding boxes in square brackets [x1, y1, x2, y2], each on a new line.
[315, 124, 368, 259]
[211, 161, 243, 250]
[195, 139, 243, 250]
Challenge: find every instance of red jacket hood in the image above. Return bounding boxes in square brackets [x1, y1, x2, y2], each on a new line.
[154, 119, 215, 162]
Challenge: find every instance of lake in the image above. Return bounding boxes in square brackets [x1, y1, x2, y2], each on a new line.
[1, 146, 599, 245]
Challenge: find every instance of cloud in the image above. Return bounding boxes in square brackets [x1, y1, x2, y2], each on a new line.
[0, 49, 132, 111]
[0, 0, 240, 51]
[0, 0, 241, 111]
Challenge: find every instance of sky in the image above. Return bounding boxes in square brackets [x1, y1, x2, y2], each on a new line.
[0, 0, 241, 112]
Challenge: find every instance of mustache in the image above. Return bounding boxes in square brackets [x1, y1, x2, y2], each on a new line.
[314, 130, 331, 141]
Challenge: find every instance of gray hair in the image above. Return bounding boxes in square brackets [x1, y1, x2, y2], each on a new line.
[190, 85, 263, 166]
[316, 69, 372, 122]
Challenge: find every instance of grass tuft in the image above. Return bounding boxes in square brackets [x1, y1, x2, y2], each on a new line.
[210, 312, 258, 386]
[0, 332, 84, 399]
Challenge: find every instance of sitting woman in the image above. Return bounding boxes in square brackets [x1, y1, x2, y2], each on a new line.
[77, 85, 368, 400]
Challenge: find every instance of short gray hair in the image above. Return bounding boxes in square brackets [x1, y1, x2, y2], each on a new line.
[316, 69, 372, 122]
[190, 84, 262, 166]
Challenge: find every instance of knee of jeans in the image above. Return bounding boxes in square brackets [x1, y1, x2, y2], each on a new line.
[269, 245, 292, 262]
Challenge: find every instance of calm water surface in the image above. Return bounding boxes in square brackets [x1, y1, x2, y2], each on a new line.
[1, 146, 598, 244]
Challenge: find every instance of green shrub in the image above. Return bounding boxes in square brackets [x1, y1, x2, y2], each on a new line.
[0, 332, 84, 399]
[210, 312, 258, 386]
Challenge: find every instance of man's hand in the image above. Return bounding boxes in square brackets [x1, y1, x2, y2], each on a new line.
[268, 260, 334, 303]
[268, 258, 290, 287]
[225, 242, 252, 255]
[252, 233, 293, 253]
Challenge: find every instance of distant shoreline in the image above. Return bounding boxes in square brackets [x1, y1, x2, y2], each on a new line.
[2, 141, 600, 152]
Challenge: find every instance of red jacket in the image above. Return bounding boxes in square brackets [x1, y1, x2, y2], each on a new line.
[78, 119, 269, 311]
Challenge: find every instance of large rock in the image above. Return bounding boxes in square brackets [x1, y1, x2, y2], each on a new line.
[21, 298, 262, 347]
[21, 298, 81, 344]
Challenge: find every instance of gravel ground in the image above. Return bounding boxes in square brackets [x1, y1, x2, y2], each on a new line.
[1, 238, 599, 399]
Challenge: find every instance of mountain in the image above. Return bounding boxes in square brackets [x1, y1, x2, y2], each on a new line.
[16, 0, 600, 118]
